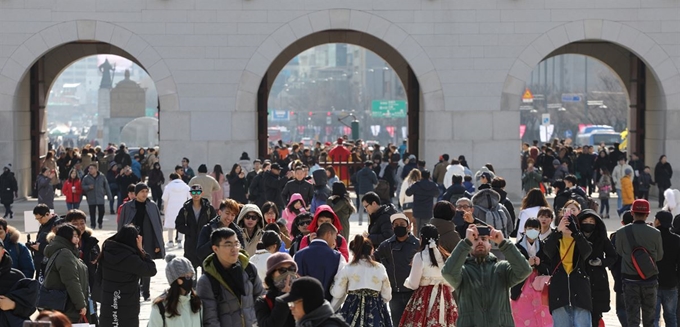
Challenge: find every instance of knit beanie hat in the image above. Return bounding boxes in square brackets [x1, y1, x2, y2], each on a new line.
[266, 252, 297, 277]
[134, 183, 149, 195]
[164, 254, 194, 284]
[433, 201, 455, 221]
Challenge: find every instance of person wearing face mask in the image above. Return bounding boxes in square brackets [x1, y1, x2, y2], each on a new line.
[442, 223, 532, 326]
[148, 254, 202, 327]
[576, 209, 617, 327]
[255, 252, 298, 327]
[374, 213, 419, 327]
[510, 218, 552, 327]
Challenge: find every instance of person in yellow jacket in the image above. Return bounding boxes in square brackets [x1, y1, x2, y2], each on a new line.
[618, 168, 635, 216]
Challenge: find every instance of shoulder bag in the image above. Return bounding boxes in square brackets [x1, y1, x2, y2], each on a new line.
[541, 238, 575, 306]
[36, 248, 69, 311]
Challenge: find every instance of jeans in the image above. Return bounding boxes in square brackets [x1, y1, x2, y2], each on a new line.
[617, 292, 628, 327]
[552, 305, 592, 327]
[88, 204, 105, 227]
[66, 202, 80, 210]
[618, 204, 632, 216]
[624, 279, 659, 327]
[616, 188, 623, 209]
[389, 291, 413, 327]
[655, 288, 678, 327]
[109, 185, 119, 213]
[600, 198, 609, 216]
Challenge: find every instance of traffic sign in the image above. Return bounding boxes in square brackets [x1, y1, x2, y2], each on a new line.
[547, 103, 563, 109]
[271, 110, 290, 121]
[561, 94, 582, 102]
[542, 113, 550, 126]
[522, 88, 534, 103]
[371, 100, 407, 118]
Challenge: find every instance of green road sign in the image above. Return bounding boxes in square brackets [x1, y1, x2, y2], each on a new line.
[371, 100, 407, 118]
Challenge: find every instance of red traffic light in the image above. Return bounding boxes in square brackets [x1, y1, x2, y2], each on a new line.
[308, 112, 313, 117]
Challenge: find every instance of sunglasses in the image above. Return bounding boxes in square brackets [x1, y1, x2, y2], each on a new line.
[244, 215, 259, 221]
[190, 191, 202, 195]
[298, 220, 312, 226]
[276, 266, 297, 274]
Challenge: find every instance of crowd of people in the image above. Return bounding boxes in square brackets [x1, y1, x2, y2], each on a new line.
[0, 137, 679, 327]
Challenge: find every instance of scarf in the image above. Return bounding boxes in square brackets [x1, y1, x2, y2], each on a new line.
[214, 259, 245, 299]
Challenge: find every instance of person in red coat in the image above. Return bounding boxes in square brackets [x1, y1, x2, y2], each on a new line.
[328, 138, 351, 185]
[63, 168, 83, 210]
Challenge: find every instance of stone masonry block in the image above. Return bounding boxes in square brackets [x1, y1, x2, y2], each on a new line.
[271, 25, 297, 49]
[492, 111, 520, 140]
[109, 26, 133, 49]
[76, 20, 96, 40]
[546, 26, 569, 49]
[584, 19, 604, 40]
[601, 20, 622, 42]
[159, 112, 191, 140]
[308, 10, 331, 33]
[231, 111, 257, 141]
[288, 15, 313, 39]
[366, 15, 391, 39]
[349, 10, 372, 32]
[329, 9, 351, 29]
[453, 112, 493, 141]
[564, 21, 586, 43]
[191, 111, 231, 141]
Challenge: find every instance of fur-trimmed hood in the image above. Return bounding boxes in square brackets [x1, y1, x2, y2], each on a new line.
[4, 225, 21, 244]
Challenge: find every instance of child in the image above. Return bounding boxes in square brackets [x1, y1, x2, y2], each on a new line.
[282, 193, 306, 232]
[598, 168, 612, 219]
[148, 255, 202, 327]
[638, 166, 654, 200]
[463, 175, 475, 193]
[617, 168, 634, 216]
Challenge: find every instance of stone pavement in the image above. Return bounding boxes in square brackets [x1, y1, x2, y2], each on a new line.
[3, 194, 667, 326]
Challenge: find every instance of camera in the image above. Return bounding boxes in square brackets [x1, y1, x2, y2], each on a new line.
[477, 226, 491, 236]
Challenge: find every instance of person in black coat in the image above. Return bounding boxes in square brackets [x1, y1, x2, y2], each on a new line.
[227, 163, 248, 204]
[654, 211, 680, 326]
[577, 209, 617, 327]
[195, 199, 245, 263]
[255, 252, 297, 327]
[655, 155, 673, 208]
[0, 243, 39, 327]
[552, 180, 571, 217]
[28, 204, 58, 279]
[175, 186, 217, 269]
[361, 192, 396, 248]
[492, 178, 517, 231]
[0, 165, 18, 219]
[96, 226, 157, 327]
[264, 164, 290, 211]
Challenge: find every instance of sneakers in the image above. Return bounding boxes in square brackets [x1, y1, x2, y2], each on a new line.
[166, 241, 175, 249]
[177, 242, 183, 249]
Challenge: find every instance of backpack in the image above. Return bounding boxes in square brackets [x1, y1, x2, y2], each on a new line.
[569, 190, 599, 212]
[374, 180, 391, 202]
[475, 192, 510, 237]
[624, 225, 658, 279]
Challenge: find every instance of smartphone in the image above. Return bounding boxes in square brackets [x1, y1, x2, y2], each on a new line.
[453, 211, 465, 226]
[477, 226, 491, 236]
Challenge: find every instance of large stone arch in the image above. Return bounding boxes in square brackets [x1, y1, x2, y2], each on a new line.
[235, 9, 443, 158]
[501, 19, 680, 187]
[0, 20, 178, 197]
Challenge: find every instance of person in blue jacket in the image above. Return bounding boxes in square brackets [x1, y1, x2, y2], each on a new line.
[0, 218, 34, 278]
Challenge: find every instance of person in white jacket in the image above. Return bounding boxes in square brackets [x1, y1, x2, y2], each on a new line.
[162, 173, 190, 248]
[663, 188, 680, 217]
[148, 254, 202, 327]
[611, 157, 633, 209]
[249, 230, 282, 281]
[443, 160, 466, 189]
[399, 169, 421, 221]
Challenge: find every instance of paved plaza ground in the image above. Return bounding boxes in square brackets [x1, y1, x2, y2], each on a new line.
[4, 194, 666, 326]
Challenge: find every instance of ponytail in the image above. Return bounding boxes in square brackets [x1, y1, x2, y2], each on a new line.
[349, 234, 376, 266]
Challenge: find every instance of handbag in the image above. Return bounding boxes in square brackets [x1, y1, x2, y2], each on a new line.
[37, 249, 68, 311]
[541, 239, 575, 306]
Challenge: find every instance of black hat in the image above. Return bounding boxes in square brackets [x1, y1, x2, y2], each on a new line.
[271, 163, 282, 170]
[198, 164, 208, 173]
[655, 210, 673, 228]
[260, 230, 281, 249]
[480, 172, 492, 182]
[332, 182, 347, 197]
[240, 152, 250, 161]
[134, 183, 149, 195]
[277, 277, 325, 314]
[433, 201, 455, 221]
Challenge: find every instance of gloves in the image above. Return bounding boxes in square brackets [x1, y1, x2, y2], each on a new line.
[588, 258, 602, 266]
[567, 216, 580, 234]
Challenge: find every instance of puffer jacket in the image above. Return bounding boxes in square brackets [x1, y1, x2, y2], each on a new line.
[197, 253, 264, 327]
[442, 239, 532, 327]
[62, 178, 83, 204]
[0, 251, 39, 327]
[327, 195, 354, 241]
[367, 203, 397, 248]
[352, 167, 377, 195]
[81, 172, 112, 205]
[2, 226, 35, 278]
[236, 204, 265, 256]
[43, 235, 90, 322]
[97, 239, 157, 327]
[471, 189, 514, 237]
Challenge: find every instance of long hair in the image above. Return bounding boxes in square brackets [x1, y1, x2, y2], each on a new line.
[406, 168, 422, 184]
[349, 235, 376, 266]
[287, 198, 303, 215]
[213, 164, 225, 181]
[601, 167, 611, 176]
[261, 201, 280, 220]
[418, 224, 450, 267]
[325, 165, 336, 178]
[521, 188, 549, 210]
[158, 279, 202, 318]
[68, 168, 80, 181]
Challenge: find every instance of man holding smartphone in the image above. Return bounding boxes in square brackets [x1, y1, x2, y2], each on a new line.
[442, 224, 532, 326]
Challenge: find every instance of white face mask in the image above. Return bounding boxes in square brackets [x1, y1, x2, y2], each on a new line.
[525, 229, 540, 240]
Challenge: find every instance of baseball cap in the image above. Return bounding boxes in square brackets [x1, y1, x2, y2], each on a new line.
[390, 213, 410, 225]
[271, 163, 282, 170]
[277, 277, 325, 313]
[631, 199, 650, 214]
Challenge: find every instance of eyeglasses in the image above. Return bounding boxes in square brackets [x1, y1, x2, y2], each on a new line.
[190, 191, 202, 195]
[456, 205, 471, 209]
[217, 242, 241, 250]
[298, 220, 311, 226]
[276, 266, 297, 274]
[244, 215, 259, 221]
[287, 300, 302, 309]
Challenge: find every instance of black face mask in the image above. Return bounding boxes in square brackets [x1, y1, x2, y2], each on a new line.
[179, 277, 193, 292]
[580, 223, 596, 233]
[394, 226, 408, 238]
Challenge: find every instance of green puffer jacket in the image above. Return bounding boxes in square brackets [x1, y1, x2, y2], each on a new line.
[442, 239, 532, 327]
[43, 235, 90, 322]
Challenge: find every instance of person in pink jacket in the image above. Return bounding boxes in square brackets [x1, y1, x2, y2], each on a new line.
[297, 205, 349, 261]
[282, 193, 306, 231]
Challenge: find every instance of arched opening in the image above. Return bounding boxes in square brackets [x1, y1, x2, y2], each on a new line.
[256, 31, 421, 159]
[21, 42, 159, 195]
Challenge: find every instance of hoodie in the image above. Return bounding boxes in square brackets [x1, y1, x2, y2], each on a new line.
[577, 210, 617, 313]
[299, 205, 349, 261]
[282, 193, 307, 232]
[443, 164, 466, 188]
[471, 189, 514, 237]
[237, 204, 265, 256]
